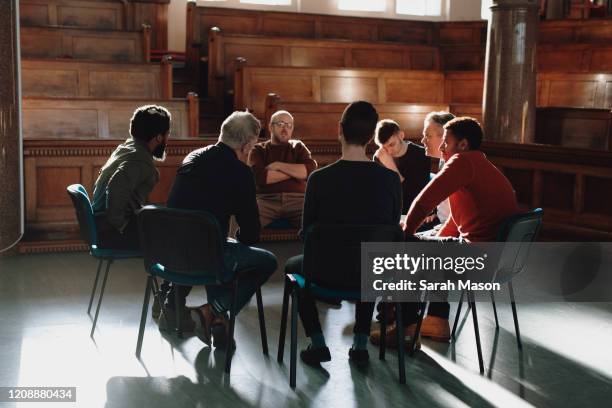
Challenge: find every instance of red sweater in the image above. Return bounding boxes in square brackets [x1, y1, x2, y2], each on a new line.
[404, 151, 519, 242]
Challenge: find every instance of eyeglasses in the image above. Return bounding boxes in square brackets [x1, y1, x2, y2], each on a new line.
[272, 121, 293, 129]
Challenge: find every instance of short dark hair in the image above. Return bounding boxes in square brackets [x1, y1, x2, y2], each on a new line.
[130, 105, 171, 142]
[425, 111, 455, 127]
[340, 101, 379, 146]
[443, 117, 483, 150]
[374, 119, 401, 146]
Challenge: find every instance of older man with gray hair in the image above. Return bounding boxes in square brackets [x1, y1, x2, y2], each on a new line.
[159, 111, 278, 348]
[248, 110, 317, 229]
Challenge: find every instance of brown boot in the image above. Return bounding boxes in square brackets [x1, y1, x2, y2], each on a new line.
[420, 316, 450, 342]
[191, 304, 215, 345]
[369, 324, 421, 350]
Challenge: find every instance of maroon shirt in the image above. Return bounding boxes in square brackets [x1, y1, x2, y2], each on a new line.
[248, 139, 317, 194]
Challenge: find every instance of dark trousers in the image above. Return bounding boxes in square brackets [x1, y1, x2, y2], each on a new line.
[397, 232, 462, 325]
[94, 215, 140, 251]
[285, 255, 375, 337]
[162, 239, 277, 314]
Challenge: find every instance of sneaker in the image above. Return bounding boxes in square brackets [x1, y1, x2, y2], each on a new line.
[158, 306, 196, 333]
[369, 324, 421, 351]
[151, 291, 166, 320]
[420, 316, 450, 342]
[300, 345, 331, 366]
[191, 304, 215, 345]
[348, 347, 369, 366]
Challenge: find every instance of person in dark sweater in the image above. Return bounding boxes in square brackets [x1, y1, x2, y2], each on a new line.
[159, 111, 278, 346]
[285, 101, 402, 366]
[373, 119, 431, 214]
[248, 110, 317, 228]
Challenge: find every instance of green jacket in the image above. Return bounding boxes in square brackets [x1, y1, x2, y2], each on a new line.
[92, 138, 159, 232]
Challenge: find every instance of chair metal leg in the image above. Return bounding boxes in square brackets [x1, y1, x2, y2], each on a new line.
[90, 259, 112, 338]
[289, 289, 298, 389]
[174, 286, 182, 339]
[136, 276, 152, 357]
[451, 290, 465, 340]
[277, 278, 290, 363]
[490, 290, 499, 330]
[468, 290, 485, 374]
[379, 302, 387, 361]
[508, 282, 522, 349]
[87, 259, 104, 314]
[410, 292, 428, 356]
[255, 288, 268, 355]
[395, 299, 406, 385]
[225, 284, 238, 374]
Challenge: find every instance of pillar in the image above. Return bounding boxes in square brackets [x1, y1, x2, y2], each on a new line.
[482, 0, 538, 143]
[0, 1, 24, 254]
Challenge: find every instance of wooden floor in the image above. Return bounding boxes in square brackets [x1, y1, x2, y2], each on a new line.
[1, 241, 612, 407]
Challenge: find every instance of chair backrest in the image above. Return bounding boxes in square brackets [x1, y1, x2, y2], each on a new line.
[66, 184, 97, 247]
[493, 208, 543, 283]
[138, 205, 226, 281]
[303, 223, 404, 290]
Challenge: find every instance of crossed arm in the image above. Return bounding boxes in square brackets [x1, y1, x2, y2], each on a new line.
[265, 162, 308, 184]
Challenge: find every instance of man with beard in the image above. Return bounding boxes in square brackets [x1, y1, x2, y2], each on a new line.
[92, 105, 170, 250]
[248, 110, 317, 229]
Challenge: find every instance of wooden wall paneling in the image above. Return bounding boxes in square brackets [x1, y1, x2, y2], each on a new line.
[21, 26, 146, 63]
[538, 19, 612, 43]
[22, 98, 193, 139]
[23, 139, 612, 245]
[583, 175, 612, 216]
[21, 59, 166, 100]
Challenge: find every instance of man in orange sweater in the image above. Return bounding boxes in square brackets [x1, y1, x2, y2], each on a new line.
[371, 117, 519, 347]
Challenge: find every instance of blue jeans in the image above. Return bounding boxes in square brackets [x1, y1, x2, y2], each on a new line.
[163, 239, 277, 314]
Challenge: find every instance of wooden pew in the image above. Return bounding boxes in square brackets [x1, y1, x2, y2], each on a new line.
[263, 93, 449, 142]
[186, 3, 435, 82]
[535, 107, 612, 150]
[22, 95, 199, 139]
[20, 26, 151, 63]
[22, 58, 173, 99]
[265, 93, 612, 151]
[538, 43, 612, 72]
[537, 72, 612, 108]
[234, 63, 446, 118]
[20, 0, 169, 50]
[539, 18, 612, 44]
[207, 28, 440, 102]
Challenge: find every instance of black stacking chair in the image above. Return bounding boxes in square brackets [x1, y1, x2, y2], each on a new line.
[277, 224, 406, 388]
[412, 208, 543, 373]
[66, 184, 141, 337]
[135, 205, 268, 374]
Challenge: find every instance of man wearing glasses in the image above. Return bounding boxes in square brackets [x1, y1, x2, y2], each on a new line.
[248, 110, 317, 229]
